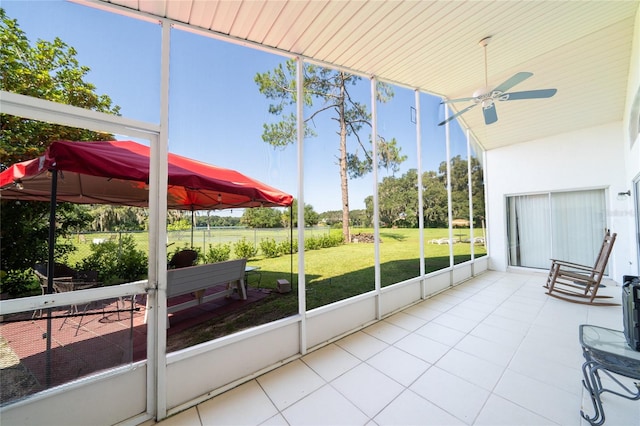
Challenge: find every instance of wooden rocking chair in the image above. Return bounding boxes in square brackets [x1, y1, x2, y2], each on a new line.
[544, 231, 618, 306]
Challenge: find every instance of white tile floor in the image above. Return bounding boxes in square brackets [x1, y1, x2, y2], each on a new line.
[153, 271, 640, 426]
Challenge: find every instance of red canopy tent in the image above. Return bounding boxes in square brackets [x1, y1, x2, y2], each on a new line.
[1, 138, 294, 291]
[0, 140, 293, 209]
[1, 140, 293, 387]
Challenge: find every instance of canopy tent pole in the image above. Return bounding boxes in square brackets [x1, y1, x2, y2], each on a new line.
[191, 209, 194, 248]
[45, 168, 58, 388]
[290, 206, 293, 285]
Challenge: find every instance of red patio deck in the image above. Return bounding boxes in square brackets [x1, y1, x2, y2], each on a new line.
[0, 285, 269, 405]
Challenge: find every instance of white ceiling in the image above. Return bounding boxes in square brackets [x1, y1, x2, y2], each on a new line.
[92, 0, 639, 151]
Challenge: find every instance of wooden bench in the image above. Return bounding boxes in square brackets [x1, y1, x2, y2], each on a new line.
[166, 259, 248, 319]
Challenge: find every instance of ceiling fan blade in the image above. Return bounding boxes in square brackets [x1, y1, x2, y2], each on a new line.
[483, 103, 498, 125]
[492, 72, 533, 93]
[500, 88, 557, 101]
[438, 104, 478, 126]
[442, 97, 476, 104]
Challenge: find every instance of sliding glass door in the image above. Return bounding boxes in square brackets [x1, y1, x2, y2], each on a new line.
[507, 189, 606, 269]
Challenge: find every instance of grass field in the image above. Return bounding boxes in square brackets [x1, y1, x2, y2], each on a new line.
[64, 227, 486, 348]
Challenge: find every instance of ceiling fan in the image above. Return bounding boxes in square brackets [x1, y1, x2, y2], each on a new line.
[438, 36, 557, 126]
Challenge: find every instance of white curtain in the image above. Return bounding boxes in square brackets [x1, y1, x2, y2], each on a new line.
[551, 190, 606, 266]
[507, 189, 606, 270]
[507, 194, 551, 268]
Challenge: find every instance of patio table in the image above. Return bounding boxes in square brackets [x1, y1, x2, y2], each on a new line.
[52, 280, 103, 331]
[579, 324, 640, 425]
[245, 266, 261, 288]
[53, 280, 101, 293]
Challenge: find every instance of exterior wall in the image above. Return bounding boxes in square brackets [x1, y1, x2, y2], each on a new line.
[486, 7, 640, 281]
[485, 122, 635, 281]
[624, 5, 640, 271]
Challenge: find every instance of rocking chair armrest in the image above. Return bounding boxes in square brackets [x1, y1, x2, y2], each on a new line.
[555, 269, 597, 282]
[550, 259, 593, 271]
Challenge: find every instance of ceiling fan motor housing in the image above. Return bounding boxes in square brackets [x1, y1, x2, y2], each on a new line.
[437, 36, 557, 126]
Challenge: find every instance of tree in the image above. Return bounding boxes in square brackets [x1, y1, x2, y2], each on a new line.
[0, 9, 121, 279]
[0, 9, 120, 168]
[470, 156, 486, 227]
[195, 214, 240, 228]
[241, 207, 283, 228]
[363, 158, 485, 229]
[377, 169, 419, 227]
[448, 155, 470, 222]
[283, 199, 319, 228]
[91, 206, 147, 231]
[167, 218, 192, 231]
[319, 210, 343, 226]
[349, 209, 370, 228]
[255, 59, 405, 242]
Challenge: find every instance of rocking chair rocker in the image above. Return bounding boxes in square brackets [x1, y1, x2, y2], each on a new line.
[544, 231, 618, 306]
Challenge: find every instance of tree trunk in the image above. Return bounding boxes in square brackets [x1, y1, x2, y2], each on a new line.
[339, 74, 350, 243]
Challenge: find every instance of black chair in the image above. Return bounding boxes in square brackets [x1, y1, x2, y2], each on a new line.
[168, 249, 198, 269]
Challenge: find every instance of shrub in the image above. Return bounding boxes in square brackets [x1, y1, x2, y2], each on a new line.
[318, 234, 333, 248]
[78, 234, 148, 284]
[301, 232, 343, 252]
[329, 232, 345, 247]
[0, 269, 39, 297]
[234, 237, 257, 259]
[205, 243, 231, 263]
[304, 236, 322, 251]
[278, 238, 298, 255]
[259, 238, 281, 258]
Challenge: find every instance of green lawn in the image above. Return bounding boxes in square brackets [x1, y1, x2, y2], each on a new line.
[64, 227, 486, 348]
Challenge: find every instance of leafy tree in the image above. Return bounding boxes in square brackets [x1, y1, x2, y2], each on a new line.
[377, 169, 419, 227]
[448, 155, 470, 222]
[195, 214, 241, 227]
[241, 207, 283, 228]
[319, 210, 342, 226]
[167, 218, 192, 231]
[282, 199, 319, 227]
[421, 169, 446, 227]
[0, 8, 120, 167]
[349, 209, 370, 228]
[195, 212, 240, 228]
[1, 199, 91, 276]
[255, 59, 406, 242]
[470, 156, 486, 226]
[0, 9, 120, 277]
[91, 205, 147, 231]
[434, 155, 485, 227]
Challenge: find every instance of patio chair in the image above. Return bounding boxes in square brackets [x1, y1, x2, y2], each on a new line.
[32, 263, 100, 333]
[544, 231, 618, 306]
[167, 248, 201, 300]
[32, 263, 75, 318]
[168, 249, 198, 269]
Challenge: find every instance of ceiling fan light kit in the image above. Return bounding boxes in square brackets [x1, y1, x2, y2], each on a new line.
[438, 35, 557, 126]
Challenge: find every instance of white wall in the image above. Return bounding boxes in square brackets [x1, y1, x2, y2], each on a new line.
[486, 7, 640, 282]
[485, 122, 635, 281]
[623, 5, 640, 273]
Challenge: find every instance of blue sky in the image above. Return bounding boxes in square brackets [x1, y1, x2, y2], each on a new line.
[4, 0, 471, 214]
